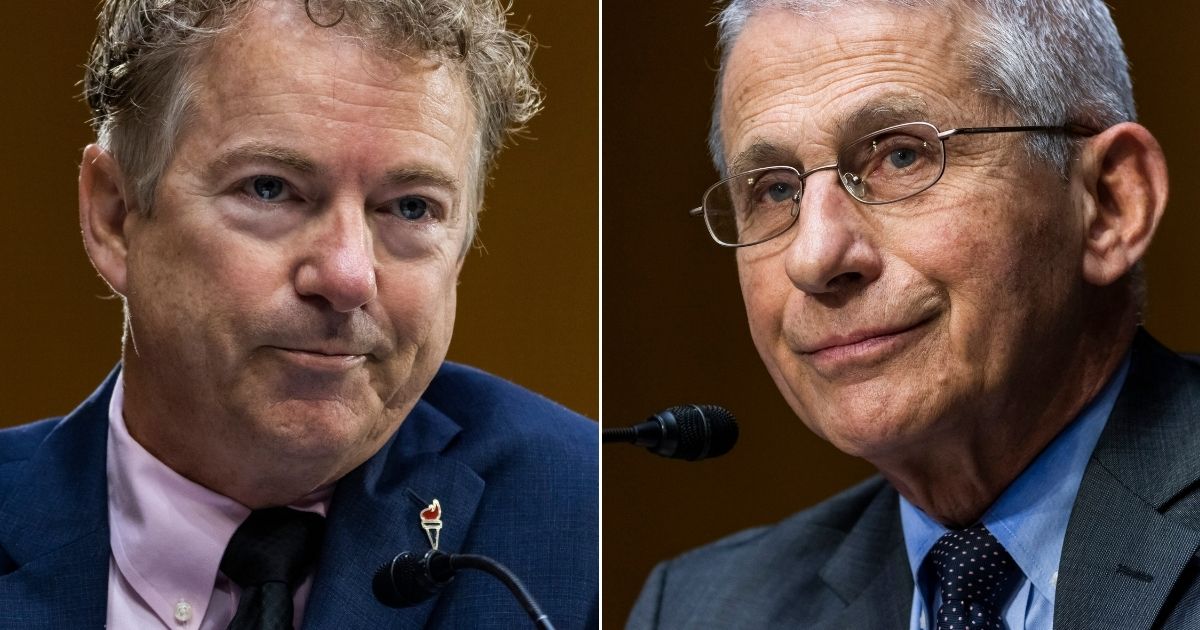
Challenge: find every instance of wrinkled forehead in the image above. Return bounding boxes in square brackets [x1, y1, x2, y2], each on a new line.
[199, 1, 475, 116]
[718, 4, 985, 167]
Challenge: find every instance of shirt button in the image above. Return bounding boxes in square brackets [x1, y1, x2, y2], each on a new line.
[1051, 571, 1059, 587]
[174, 600, 193, 624]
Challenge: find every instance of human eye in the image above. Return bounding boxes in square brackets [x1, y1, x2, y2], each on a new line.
[869, 133, 933, 173]
[886, 145, 919, 168]
[747, 170, 800, 210]
[380, 195, 443, 222]
[239, 175, 296, 203]
[763, 180, 798, 203]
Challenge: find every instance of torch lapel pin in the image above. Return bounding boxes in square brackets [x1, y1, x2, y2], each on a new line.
[420, 499, 443, 550]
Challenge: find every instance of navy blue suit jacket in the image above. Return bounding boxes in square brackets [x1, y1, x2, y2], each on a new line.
[0, 362, 598, 628]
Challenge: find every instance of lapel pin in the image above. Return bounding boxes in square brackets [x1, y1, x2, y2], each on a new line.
[420, 498, 443, 550]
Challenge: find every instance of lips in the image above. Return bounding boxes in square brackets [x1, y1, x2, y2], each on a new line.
[268, 346, 371, 372]
[789, 313, 937, 375]
[274, 346, 371, 357]
[799, 320, 929, 355]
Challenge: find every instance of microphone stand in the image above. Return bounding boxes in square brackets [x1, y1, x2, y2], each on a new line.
[451, 554, 556, 630]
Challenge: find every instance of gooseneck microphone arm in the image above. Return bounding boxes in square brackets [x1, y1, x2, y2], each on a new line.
[452, 554, 553, 629]
[601, 425, 639, 444]
[373, 549, 556, 630]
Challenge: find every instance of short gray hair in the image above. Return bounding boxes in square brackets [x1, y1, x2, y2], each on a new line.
[708, 0, 1135, 177]
[710, 0, 1147, 311]
[84, 0, 542, 231]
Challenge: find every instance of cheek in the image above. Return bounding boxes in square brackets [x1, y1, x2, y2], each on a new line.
[900, 194, 1032, 312]
[377, 255, 460, 349]
[131, 223, 245, 316]
[188, 229, 291, 329]
[736, 256, 808, 412]
[370, 259, 459, 412]
[896, 191, 1080, 380]
[737, 257, 786, 348]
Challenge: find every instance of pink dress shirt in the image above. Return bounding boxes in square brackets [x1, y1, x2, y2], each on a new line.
[105, 372, 332, 629]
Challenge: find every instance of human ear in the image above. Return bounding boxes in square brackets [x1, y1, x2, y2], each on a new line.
[79, 144, 133, 296]
[1076, 122, 1168, 286]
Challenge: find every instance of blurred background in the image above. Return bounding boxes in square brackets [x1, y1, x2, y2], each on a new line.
[0, 0, 597, 424]
[602, 1, 1200, 626]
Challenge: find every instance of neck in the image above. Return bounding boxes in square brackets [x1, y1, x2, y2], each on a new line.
[876, 306, 1136, 527]
[122, 395, 343, 508]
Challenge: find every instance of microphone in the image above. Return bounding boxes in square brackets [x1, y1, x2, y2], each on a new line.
[603, 404, 738, 460]
[373, 548, 556, 630]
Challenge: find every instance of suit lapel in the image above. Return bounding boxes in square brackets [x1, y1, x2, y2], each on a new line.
[1056, 331, 1200, 630]
[0, 370, 117, 626]
[304, 398, 486, 629]
[816, 482, 912, 629]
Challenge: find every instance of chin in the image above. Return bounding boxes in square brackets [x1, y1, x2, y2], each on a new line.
[789, 375, 943, 460]
[819, 417, 924, 460]
[247, 397, 392, 460]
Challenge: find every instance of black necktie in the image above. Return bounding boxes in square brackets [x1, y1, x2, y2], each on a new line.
[928, 525, 1019, 630]
[220, 507, 326, 630]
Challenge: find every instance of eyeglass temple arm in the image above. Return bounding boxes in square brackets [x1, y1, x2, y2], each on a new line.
[940, 122, 1100, 139]
[688, 206, 703, 217]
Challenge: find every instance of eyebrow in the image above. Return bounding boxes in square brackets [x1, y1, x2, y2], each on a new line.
[833, 95, 932, 141]
[207, 142, 322, 182]
[728, 141, 802, 175]
[382, 167, 462, 195]
[726, 95, 934, 175]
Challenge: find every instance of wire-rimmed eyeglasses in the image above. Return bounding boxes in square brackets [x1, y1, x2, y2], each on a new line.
[690, 121, 1099, 247]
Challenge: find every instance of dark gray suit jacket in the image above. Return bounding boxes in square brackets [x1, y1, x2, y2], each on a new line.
[628, 330, 1200, 629]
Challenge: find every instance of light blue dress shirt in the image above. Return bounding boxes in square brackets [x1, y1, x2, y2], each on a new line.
[899, 356, 1130, 630]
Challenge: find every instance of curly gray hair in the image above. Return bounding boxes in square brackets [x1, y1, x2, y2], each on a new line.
[83, 0, 542, 228]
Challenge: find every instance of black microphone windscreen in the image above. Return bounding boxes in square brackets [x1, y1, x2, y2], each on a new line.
[666, 404, 738, 460]
[373, 550, 452, 608]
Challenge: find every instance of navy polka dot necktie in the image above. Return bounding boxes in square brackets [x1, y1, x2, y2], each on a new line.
[928, 525, 1019, 630]
[220, 507, 326, 630]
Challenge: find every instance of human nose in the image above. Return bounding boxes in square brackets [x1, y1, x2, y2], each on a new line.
[293, 202, 379, 312]
[782, 171, 882, 294]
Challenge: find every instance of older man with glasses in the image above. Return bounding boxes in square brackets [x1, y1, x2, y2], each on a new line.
[627, 0, 1199, 628]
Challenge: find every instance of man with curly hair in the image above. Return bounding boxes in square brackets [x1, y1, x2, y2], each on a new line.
[0, 1, 597, 627]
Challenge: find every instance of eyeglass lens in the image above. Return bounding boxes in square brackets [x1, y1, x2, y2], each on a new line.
[703, 122, 948, 246]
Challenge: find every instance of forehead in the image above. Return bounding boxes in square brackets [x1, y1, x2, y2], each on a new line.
[183, 1, 475, 183]
[720, 4, 980, 163]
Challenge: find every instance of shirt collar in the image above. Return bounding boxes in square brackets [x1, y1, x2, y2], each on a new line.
[899, 354, 1130, 606]
[106, 370, 332, 628]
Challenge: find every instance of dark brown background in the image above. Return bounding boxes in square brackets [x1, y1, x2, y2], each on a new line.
[602, 1, 1200, 626]
[0, 1, 597, 425]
